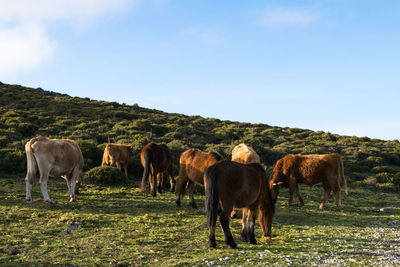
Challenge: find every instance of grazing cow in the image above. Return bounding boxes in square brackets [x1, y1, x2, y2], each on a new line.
[231, 144, 261, 217]
[269, 154, 348, 210]
[25, 136, 85, 202]
[102, 143, 134, 177]
[231, 144, 261, 164]
[175, 148, 224, 208]
[141, 142, 175, 197]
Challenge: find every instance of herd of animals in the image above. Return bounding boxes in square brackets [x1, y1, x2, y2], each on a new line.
[24, 136, 348, 249]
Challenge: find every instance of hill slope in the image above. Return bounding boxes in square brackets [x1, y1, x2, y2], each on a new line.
[1, 82, 399, 188]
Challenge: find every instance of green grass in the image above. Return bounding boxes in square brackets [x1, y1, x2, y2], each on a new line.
[1, 176, 399, 266]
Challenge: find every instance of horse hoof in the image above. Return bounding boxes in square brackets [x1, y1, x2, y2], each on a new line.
[228, 242, 237, 249]
[26, 199, 32, 203]
[45, 199, 53, 203]
[70, 198, 76, 202]
[189, 202, 197, 209]
[176, 200, 181, 207]
[209, 240, 216, 248]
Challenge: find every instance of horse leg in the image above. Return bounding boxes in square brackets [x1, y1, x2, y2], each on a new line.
[187, 181, 197, 209]
[156, 173, 162, 193]
[319, 185, 330, 209]
[168, 166, 175, 193]
[288, 179, 297, 206]
[150, 171, 157, 197]
[175, 166, 189, 207]
[248, 208, 257, 244]
[241, 208, 249, 242]
[220, 209, 237, 248]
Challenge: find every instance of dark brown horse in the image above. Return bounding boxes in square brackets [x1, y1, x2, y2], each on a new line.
[175, 148, 224, 208]
[205, 160, 276, 248]
[140, 142, 175, 197]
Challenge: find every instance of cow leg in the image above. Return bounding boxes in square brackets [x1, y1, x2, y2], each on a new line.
[68, 169, 80, 202]
[319, 187, 330, 209]
[294, 184, 304, 206]
[220, 210, 237, 249]
[333, 189, 341, 210]
[123, 163, 128, 177]
[38, 170, 51, 202]
[25, 170, 35, 203]
[187, 181, 197, 209]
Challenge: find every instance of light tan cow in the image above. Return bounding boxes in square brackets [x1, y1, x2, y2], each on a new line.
[231, 144, 261, 218]
[231, 143, 261, 164]
[25, 136, 84, 202]
[101, 143, 134, 177]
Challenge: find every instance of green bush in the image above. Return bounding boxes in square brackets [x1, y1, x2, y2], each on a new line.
[86, 166, 127, 186]
[393, 173, 400, 187]
[375, 172, 394, 184]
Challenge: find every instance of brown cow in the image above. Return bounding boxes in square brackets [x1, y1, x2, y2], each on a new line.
[231, 144, 261, 164]
[141, 142, 175, 197]
[175, 148, 224, 208]
[269, 154, 347, 210]
[231, 144, 261, 218]
[101, 143, 134, 177]
[25, 136, 85, 202]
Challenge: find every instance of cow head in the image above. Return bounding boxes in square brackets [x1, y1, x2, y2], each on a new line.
[270, 181, 283, 201]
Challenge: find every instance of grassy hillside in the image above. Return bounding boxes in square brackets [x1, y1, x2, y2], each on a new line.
[1, 81, 400, 190]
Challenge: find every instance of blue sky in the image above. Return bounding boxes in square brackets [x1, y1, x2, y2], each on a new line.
[1, 0, 399, 140]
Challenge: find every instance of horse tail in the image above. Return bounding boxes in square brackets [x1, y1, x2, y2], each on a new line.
[338, 156, 348, 195]
[205, 165, 219, 237]
[141, 148, 153, 191]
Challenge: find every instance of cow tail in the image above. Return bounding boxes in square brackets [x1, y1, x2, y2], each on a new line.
[141, 148, 152, 191]
[205, 165, 219, 237]
[101, 145, 109, 166]
[339, 156, 348, 195]
[25, 139, 38, 178]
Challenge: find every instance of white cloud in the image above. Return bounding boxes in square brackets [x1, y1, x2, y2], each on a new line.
[0, 0, 136, 77]
[260, 8, 321, 27]
[0, 23, 55, 76]
[184, 26, 224, 45]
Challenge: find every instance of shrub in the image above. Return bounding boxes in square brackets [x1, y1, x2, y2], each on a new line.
[393, 173, 400, 187]
[375, 172, 394, 184]
[86, 166, 127, 186]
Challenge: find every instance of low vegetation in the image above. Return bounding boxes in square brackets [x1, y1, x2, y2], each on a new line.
[0, 82, 399, 265]
[1, 177, 399, 266]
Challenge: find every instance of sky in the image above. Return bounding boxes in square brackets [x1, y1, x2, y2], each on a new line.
[1, 0, 399, 141]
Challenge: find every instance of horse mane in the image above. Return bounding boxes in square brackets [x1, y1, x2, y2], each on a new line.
[209, 151, 224, 161]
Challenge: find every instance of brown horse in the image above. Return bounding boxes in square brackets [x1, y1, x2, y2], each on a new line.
[175, 148, 224, 208]
[205, 160, 276, 248]
[140, 142, 175, 197]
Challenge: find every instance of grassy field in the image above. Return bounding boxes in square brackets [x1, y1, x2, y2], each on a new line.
[1, 175, 399, 266]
